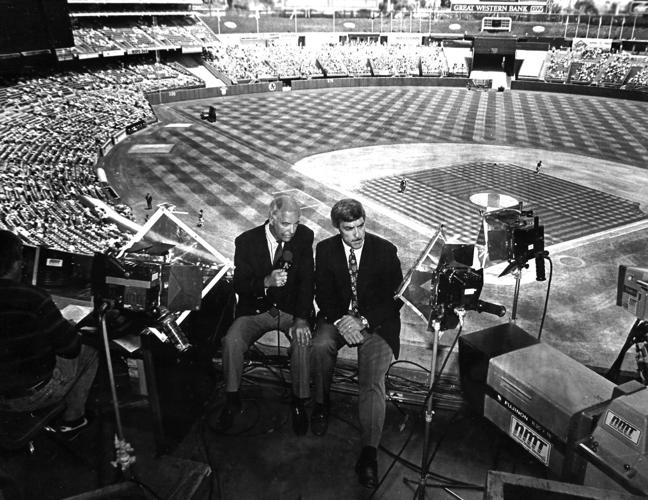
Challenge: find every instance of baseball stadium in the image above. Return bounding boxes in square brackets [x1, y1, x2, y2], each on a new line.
[1, 0, 648, 498]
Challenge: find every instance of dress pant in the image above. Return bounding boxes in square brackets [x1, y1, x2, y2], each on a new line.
[0, 344, 99, 422]
[311, 317, 393, 448]
[221, 310, 310, 399]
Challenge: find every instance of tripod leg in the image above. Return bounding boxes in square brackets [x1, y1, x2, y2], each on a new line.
[510, 270, 522, 323]
[417, 321, 441, 499]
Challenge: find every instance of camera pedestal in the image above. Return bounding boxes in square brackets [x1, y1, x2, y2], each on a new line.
[99, 310, 137, 473]
[403, 312, 472, 499]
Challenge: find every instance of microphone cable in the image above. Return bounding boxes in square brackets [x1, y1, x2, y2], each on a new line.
[537, 255, 553, 341]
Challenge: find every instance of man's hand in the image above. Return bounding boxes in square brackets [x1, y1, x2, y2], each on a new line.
[290, 318, 311, 347]
[264, 269, 288, 288]
[335, 315, 365, 346]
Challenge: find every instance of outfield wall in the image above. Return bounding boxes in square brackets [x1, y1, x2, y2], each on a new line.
[146, 76, 648, 106]
[291, 76, 470, 90]
[146, 81, 283, 105]
[511, 80, 648, 101]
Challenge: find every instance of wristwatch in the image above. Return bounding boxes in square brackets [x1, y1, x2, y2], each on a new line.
[359, 315, 370, 331]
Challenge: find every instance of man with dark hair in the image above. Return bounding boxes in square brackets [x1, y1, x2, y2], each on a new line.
[312, 198, 403, 488]
[0, 230, 98, 434]
[219, 194, 314, 435]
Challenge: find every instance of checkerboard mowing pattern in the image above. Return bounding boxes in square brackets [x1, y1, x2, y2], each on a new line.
[358, 162, 646, 245]
[115, 87, 648, 255]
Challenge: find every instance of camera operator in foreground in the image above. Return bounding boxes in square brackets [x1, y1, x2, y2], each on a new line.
[0, 230, 98, 436]
[219, 194, 314, 435]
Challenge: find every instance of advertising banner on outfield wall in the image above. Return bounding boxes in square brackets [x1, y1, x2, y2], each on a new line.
[146, 81, 282, 105]
[451, 1, 546, 12]
[572, 37, 613, 51]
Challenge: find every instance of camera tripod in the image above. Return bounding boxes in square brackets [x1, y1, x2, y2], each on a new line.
[97, 305, 136, 474]
[403, 309, 481, 499]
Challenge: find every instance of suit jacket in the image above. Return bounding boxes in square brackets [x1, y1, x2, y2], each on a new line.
[233, 222, 314, 320]
[315, 233, 403, 358]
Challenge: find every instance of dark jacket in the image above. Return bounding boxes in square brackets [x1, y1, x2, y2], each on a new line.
[233, 222, 314, 320]
[0, 279, 79, 395]
[315, 233, 403, 358]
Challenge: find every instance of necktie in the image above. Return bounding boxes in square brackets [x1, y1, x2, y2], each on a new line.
[273, 240, 283, 267]
[348, 248, 359, 316]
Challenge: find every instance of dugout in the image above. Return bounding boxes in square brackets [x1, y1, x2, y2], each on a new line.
[471, 36, 517, 76]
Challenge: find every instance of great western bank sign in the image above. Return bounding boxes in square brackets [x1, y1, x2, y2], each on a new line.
[451, 1, 546, 12]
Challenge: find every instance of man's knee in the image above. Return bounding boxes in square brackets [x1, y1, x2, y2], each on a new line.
[359, 366, 387, 393]
[311, 334, 337, 357]
[221, 320, 253, 355]
[222, 331, 247, 353]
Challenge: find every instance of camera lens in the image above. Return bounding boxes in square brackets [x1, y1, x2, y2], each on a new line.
[158, 309, 191, 352]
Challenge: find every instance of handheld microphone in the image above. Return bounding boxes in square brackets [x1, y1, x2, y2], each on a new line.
[533, 216, 546, 282]
[279, 249, 293, 271]
[476, 300, 506, 317]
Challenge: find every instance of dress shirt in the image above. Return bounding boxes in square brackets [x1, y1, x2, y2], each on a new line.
[265, 222, 280, 266]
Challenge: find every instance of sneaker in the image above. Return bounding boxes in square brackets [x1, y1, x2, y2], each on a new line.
[45, 416, 89, 435]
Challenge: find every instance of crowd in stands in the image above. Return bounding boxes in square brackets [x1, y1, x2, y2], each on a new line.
[543, 48, 574, 81]
[0, 61, 205, 255]
[6, 20, 648, 260]
[70, 17, 220, 58]
[542, 46, 648, 88]
[203, 41, 450, 82]
[626, 67, 648, 88]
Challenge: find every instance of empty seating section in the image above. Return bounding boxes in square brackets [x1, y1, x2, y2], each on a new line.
[516, 50, 546, 80]
[0, 62, 205, 254]
[442, 47, 470, 77]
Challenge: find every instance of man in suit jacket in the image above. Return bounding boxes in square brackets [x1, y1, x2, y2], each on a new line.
[219, 194, 314, 435]
[312, 198, 403, 488]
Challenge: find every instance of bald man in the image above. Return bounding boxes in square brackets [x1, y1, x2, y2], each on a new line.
[219, 195, 314, 435]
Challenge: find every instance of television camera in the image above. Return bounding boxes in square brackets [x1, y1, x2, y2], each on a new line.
[91, 252, 203, 352]
[617, 265, 648, 321]
[397, 238, 508, 497]
[429, 243, 506, 331]
[607, 266, 648, 384]
[483, 205, 547, 281]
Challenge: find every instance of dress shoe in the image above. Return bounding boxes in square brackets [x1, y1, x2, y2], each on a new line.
[310, 404, 329, 436]
[291, 403, 308, 436]
[355, 457, 378, 489]
[45, 415, 91, 440]
[218, 405, 241, 430]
